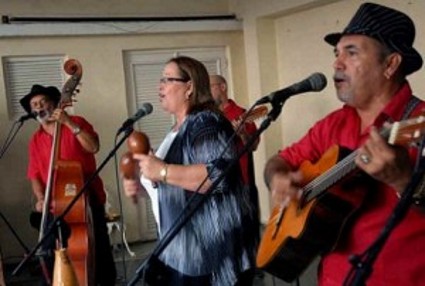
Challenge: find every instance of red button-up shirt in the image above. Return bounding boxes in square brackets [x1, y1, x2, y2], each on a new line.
[279, 83, 425, 285]
[223, 99, 258, 184]
[28, 115, 106, 205]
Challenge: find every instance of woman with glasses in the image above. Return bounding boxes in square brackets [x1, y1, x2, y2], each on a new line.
[122, 56, 257, 285]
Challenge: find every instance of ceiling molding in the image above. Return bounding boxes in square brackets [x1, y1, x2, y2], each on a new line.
[0, 19, 242, 37]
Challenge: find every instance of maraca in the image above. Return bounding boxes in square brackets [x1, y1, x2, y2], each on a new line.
[120, 131, 151, 204]
[119, 130, 150, 179]
[127, 130, 150, 154]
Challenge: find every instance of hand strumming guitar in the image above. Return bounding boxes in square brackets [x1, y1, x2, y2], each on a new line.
[264, 155, 304, 209]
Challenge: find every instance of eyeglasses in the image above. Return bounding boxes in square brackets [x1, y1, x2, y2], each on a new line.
[159, 77, 189, 84]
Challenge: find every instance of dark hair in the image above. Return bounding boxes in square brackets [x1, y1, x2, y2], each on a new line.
[166, 56, 219, 114]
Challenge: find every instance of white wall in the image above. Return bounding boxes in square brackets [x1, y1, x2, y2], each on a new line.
[0, 3, 247, 261]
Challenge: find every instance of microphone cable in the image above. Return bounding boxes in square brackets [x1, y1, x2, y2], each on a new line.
[112, 132, 129, 284]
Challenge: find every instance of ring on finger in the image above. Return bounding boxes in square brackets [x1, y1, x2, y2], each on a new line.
[360, 153, 371, 164]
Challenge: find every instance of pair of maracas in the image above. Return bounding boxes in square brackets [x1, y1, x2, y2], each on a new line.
[119, 131, 151, 179]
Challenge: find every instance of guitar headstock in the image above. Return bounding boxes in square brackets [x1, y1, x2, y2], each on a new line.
[243, 106, 269, 123]
[388, 112, 425, 146]
[60, 59, 83, 109]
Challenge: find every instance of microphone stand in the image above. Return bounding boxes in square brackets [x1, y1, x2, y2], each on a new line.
[0, 211, 30, 255]
[0, 120, 25, 159]
[127, 99, 285, 286]
[11, 125, 135, 278]
[343, 137, 425, 286]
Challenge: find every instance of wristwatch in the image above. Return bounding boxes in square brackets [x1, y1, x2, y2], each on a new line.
[160, 164, 168, 183]
[72, 125, 81, 135]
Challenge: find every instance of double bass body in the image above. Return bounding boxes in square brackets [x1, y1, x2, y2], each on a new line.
[52, 160, 93, 286]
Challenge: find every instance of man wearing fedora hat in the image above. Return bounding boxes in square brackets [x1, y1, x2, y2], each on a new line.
[263, 2, 425, 285]
[20, 84, 116, 285]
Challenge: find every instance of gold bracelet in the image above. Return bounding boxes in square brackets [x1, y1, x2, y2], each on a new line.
[160, 164, 168, 183]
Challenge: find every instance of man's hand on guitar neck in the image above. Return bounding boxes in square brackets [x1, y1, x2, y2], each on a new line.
[355, 126, 413, 195]
[264, 154, 304, 208]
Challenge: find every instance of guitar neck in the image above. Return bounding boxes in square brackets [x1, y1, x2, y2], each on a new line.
[303, 150, 358, 201]
[303, 113, 425, 201]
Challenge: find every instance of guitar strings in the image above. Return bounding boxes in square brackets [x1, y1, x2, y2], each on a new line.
[302, 150, 358, 201]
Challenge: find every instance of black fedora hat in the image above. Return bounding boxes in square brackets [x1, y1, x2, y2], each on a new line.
[20, 84, 61, 114]
[324, 2, 423, 75]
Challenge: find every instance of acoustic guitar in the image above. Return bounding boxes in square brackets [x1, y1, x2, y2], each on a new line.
[256, 113, 425, 282]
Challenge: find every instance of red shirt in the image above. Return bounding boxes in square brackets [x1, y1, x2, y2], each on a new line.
[279, 83, 425, 285]
[223, 99, 258, 184]
[28, 116, 106, 205]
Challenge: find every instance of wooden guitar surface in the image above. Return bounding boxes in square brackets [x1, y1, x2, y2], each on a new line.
[257, 145, 367, 281]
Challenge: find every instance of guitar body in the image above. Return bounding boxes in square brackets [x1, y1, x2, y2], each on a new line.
[52, 160, 94, 286]
[257, 145, 368, 282]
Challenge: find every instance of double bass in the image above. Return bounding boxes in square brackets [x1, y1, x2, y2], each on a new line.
[38, 59, 94, 286]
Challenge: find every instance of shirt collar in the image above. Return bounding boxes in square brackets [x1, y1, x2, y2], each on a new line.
[342, 81, 413, 129]
[374, 81, 413, 127]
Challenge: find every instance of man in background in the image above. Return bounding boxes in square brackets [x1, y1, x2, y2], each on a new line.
[210, 74, 261, 245]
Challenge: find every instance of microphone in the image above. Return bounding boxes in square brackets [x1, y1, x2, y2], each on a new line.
[256, 72, 327, 104]
[117, 103, 153, 135]
[18, 112, 37, 123]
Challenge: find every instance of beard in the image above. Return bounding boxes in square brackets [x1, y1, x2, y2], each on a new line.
[334, 72, 353, 104]
[35, 109, 52, 124]
[336, 90, 352, 104]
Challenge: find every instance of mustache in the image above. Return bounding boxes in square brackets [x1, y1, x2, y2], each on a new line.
[333, 71, 349, 82]
[35, 109, 50, 118]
